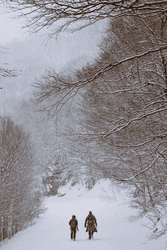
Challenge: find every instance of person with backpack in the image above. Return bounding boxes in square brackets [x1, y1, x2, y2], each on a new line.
[84, 211, 97, 240]
[69, 215, 79, 241]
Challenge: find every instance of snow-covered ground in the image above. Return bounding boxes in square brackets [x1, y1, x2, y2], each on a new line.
[1, 179, 167, 250]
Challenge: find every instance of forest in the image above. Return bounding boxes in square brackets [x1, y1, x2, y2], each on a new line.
[0, 0, 167, 242]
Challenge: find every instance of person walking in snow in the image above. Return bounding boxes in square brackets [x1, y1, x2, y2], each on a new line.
[84, 211, 97, 240]
[69, 215, 79, 241]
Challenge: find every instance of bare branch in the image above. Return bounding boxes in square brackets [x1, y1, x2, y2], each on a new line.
[113, 152, 162, 181]
[104, 106, 167, 138]
[5, 1, 167, 36]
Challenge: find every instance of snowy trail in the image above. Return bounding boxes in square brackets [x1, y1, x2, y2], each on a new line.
[1, 180, 167, 250]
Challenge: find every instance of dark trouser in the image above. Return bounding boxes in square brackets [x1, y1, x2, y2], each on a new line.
[71, 229, 76, 240]
[88, 231, 94, 239]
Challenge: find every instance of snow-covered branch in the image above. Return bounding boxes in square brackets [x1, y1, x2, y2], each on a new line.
[113, 152, 162, 181]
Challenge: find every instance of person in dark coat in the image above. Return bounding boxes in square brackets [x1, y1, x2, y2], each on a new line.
[69, 215, 79, 241]
[84, 211, 97, 240]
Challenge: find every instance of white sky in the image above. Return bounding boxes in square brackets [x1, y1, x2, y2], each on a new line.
[0, 10, 106, 67]
[0, 11, 28, 44]
[0, 8, 106, 115]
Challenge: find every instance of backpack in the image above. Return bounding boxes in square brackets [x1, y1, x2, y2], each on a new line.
[70, 219, 77, 229]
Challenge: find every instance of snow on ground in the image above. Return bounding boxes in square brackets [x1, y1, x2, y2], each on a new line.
[1, 179, 167, 250]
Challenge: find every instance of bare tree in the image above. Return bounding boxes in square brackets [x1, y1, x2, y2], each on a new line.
[4, 1, 167, 35]
[31, 12, 167, 117]
[73, 16, 167, 237]
[0, 116, 43, 241]
[2, 1, 167, 113]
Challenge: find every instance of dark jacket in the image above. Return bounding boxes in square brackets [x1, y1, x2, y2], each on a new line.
[84, 214, 97, 232]
[69, 218, 78, 230]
